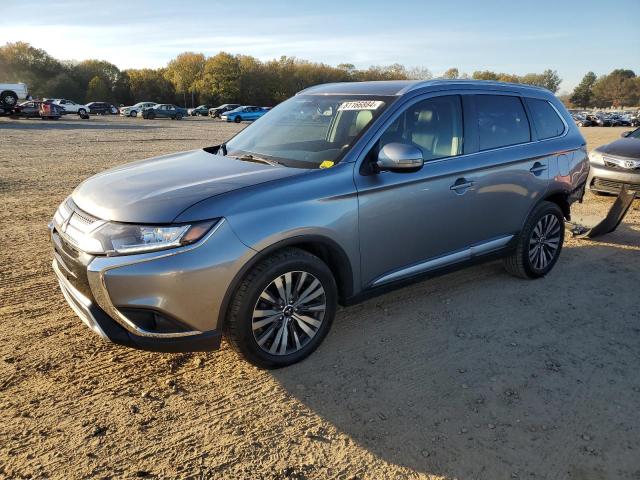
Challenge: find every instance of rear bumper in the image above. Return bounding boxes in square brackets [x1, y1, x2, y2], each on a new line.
[587, 163, 640, 193]
[53, 258, 223, 352]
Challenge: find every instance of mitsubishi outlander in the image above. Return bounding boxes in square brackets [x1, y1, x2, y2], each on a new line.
[50, 80, 589, 368]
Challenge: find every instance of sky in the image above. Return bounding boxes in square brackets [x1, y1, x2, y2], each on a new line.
[2, 0, 639, 93]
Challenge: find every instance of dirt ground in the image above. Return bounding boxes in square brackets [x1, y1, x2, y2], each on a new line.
[0, 116, 638, 480]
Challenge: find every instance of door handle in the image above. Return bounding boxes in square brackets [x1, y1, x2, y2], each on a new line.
[529, 162, 547, 175]
[450, 178, 474, 193]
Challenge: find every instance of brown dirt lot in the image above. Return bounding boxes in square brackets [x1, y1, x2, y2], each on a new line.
[0, 117, 639, 480]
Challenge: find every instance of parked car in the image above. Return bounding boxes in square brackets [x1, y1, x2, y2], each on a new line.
[611, 115, 632, 127]
[188, 105, 212, 116]
[141, 104, 187, 120]
[594, 115, 612, 127]
[587, 127, 640, 194]
[574, 114, 598, 127]
[51, 99, 89, 115]
[12, 99, 63, 119]
[208, 103, 241, 118]
[86, 102, 118, 115]
[221, 106, 270, 123]
[11, 100, 42, 118]
[50, 80, 588, 368]
[120, 102, 157, 117]
[39, 100, 64, 120]
[0, 82, 29, 110]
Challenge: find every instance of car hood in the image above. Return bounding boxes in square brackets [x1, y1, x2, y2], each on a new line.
[596, 137, 640, 159]
[72, 149, 307, 223]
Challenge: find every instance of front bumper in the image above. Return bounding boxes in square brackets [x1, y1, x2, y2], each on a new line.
[53, 258, 222, 352]
[587, 163, 640, 193]
[50, 218, 256, 352]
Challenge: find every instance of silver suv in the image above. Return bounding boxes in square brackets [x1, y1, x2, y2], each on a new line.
[50, 80, 589, 368]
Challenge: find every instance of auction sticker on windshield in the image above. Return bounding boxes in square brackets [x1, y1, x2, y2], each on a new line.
[338, 100, 384, 111]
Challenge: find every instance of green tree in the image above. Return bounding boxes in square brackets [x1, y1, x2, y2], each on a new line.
[165, 52, 205, 107]
[113, 71, 134, 106]
[570, 72, 597, 108]
[472, 70, 499, 81]
[86, 75, 110, 102]
[126, 68, 176, 103]
[520, 69, 562, 93]
[201, 52, 241, 104]
[0, 41, 64, 97]
[592, 69, 638, 107]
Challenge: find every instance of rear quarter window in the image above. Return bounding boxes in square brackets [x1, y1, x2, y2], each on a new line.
[476, 95, 531, 151]
[526, 98, 566, 139]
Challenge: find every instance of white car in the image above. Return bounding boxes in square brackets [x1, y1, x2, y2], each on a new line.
[120, 102, 157, 117]
[51, 99, 89, 115]
[0, 83, 30, 110]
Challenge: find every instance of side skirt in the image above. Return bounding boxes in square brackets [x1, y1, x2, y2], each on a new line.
[342, 238, 517, 307]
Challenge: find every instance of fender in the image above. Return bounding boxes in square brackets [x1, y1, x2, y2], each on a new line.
[216, 234, 355, 328]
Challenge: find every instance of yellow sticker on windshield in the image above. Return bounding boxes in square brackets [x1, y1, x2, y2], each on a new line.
[319, 160, 335, 169]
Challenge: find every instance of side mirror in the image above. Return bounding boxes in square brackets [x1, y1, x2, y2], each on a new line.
[621, 131, 631, 138]
[377, 143, 424, 173]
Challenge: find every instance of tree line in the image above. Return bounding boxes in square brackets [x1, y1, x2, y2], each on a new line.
[566, 70, 640, 108]
[0, 41, 635, 108]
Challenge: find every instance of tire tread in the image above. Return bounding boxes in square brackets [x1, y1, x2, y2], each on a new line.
[503, 201, 564, 279]
[226, 247, 331, 368]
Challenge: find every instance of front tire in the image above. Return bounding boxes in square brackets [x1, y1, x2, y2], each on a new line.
[234, 116, 242, 123]
[130, 110, 137, 117]
[503, 201, 564, 279]
[226, 248, 337, 368]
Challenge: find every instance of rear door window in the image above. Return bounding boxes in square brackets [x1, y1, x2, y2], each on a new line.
[476, 95, 531, 150]
[526, 98, 565, 139]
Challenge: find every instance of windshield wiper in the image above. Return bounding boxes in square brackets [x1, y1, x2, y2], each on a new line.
[232, 153, 281, 167]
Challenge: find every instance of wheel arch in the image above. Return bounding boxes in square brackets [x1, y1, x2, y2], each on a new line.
[218, 235, 355, 329]
[543, 190, 571, 220]
[517, 189, 570, 238]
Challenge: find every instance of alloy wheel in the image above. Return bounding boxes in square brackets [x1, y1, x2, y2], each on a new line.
[252, 271, 326, 355]
[528, 213, 561, 270]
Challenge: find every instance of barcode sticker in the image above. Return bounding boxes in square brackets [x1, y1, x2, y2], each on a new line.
[338, 100, 384, 111]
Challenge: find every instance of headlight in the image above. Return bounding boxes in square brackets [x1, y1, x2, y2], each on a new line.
[95, 220, 218, 255]
[58, 217, 219, 256]
[589, 150, 604, 164]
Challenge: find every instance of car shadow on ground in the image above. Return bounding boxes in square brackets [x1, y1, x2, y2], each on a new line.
[273, 240, 640, 479]
[0, 119, 157, 131]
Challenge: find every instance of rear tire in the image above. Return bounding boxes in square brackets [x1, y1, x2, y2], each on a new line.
[226, 248, 337, 369]
[503, 201, 565, 279]
[175, 113, 183, 120]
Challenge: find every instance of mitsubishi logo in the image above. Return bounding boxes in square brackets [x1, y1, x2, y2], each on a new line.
[624, 160, 635, 169]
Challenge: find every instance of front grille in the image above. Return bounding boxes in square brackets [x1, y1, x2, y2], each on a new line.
[67, 200, 99, 224]
[603, 158, 640, 171]
[592, 178, 640, 192]
[51, 229, 94, 299]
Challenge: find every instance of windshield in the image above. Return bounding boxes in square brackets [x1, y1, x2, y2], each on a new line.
[628, 127, 640, 139]
[224, 94, 394, 168]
